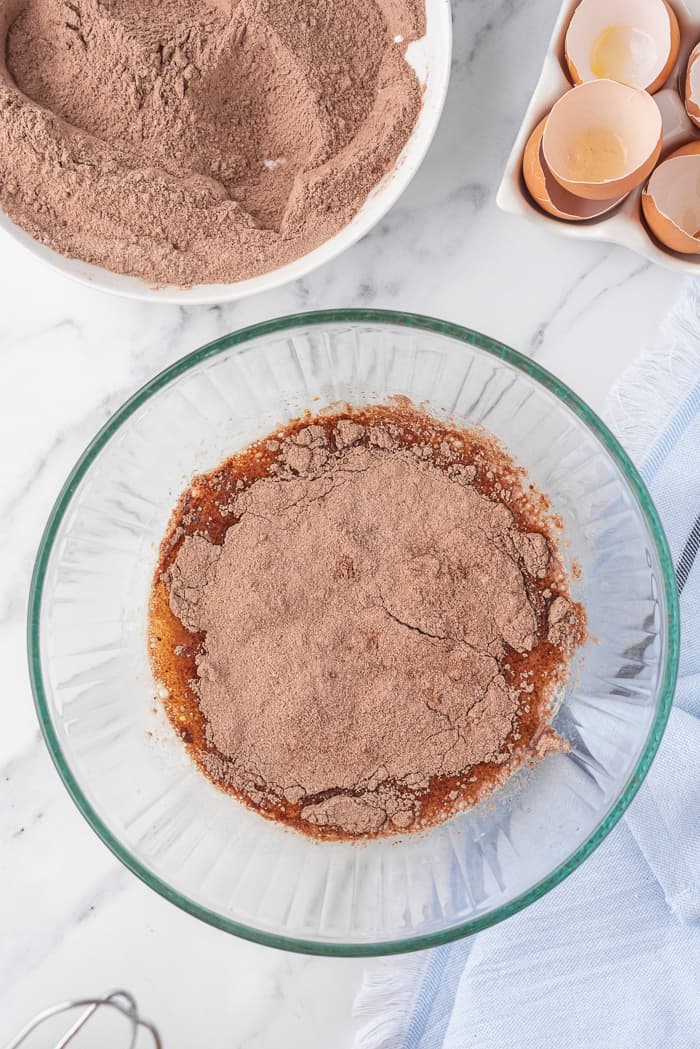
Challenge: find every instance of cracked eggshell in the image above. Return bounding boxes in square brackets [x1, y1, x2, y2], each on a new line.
[686, 43, 700, 128]
[642, 141, 700, 255]
[542, 80, 663, 201]
[522, 117, 627, 221]
[564, 0, 680, 94]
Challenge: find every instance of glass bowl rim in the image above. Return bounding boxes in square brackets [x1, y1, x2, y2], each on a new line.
[27, 308, 681, 957]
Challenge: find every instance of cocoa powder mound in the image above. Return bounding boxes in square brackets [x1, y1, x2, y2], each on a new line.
[0, 0, 424, 286]
[163, 416, 584, 838]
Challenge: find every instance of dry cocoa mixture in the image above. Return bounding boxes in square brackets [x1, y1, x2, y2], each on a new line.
[149, 405, 586, 840]
[0, 0, 424, 286]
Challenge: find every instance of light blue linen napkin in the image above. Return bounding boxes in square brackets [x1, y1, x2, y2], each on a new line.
[353, 281, 700, 1049]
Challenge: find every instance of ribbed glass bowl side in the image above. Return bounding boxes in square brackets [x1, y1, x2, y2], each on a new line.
[29, 311, 680, 956]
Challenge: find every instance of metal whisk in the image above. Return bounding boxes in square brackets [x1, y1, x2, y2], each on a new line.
[4, 990, 162, 1049]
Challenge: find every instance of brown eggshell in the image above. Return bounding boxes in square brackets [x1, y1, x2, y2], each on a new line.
[649, 2, 680, 93]
[543, 80, 663, 201]
[564, 0, 680, 93]
[642, 142, 700, 255]
[686, 43, 700, 129]
[522, 118, 627, 221]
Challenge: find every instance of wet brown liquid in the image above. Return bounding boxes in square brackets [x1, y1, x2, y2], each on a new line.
[149, 404, 586, 840]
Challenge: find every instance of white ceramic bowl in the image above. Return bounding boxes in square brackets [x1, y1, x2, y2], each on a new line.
[0, 1, 451, 304]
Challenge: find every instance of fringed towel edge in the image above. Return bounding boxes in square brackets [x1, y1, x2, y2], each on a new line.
[605, 279, 700, 463]
[352, 952, 436, 1049]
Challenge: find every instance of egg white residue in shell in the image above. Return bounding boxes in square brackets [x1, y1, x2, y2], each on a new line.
[565, 0, 680, 93]
[686, 43, 700, 128]
[542, 80, 663, 201]
[522, 117, 627, 221]
[642, 143, 700, 255]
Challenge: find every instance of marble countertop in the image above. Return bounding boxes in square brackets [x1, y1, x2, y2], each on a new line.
[0, 0, 683, 1044]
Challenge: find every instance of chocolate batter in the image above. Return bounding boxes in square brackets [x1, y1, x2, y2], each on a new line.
[0, 0, 424, 285]
[149, 405, 586, 839]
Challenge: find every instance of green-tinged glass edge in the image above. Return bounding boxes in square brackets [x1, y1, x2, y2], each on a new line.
[27, 309, 681, 957]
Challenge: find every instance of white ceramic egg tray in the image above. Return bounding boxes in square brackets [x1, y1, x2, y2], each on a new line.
[497, 0, 700, 273]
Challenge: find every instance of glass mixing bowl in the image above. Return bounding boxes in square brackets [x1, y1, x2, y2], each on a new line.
[29, 311, 680, 956]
